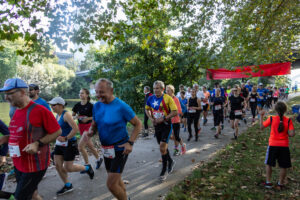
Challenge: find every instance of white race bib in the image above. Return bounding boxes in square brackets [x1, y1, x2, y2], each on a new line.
[215, 105, 221, 110]
[56, 139, 68, 147]
[153, 111, 164, 119]
[8, 143, 21, 158]
[102, 146, 115, 159]
[188, 109, 196, 113]
[250, 98, 256, 102]
[267, 95, 271, 97]
[234, 110, 242, 116]
[259, 96, 264, 99]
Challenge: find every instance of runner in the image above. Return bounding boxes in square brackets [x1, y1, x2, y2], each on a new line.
[145, 80, 177, 181]
[0, 120, 8, 167]
[265, 86, 273, 109]
[202, 86, 210, 126]
[166, 85, 186, 156]
[273, 87, 279, 105]
[257, 83, 267, 117]
[72, 89, 103, 169]
[176, 84, 185, 98]
[179, 91, 188, 132]
[143, 86, 152, 137]
[260, 102, 295, 189]
[88, 78, 142, 199]
[50, 97, 94, 196]
[193, 84, 203, 133]
[228, 87, 246, 140]
[241, 83, 249, 124]
[284, 86, 289, 100]
[210, 88, 225, 139]
[0, 78, 61, 200]
[28, 84, 51, 111]
[187, 88, 201, 141]
[249, 86, 258, 123]
[186, 87, 191, 99]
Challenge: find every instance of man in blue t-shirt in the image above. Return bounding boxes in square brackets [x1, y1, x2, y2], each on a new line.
[88, 78, 142, 200]
[28, 84, 51, 111]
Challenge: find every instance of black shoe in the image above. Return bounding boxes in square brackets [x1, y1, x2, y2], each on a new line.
[56, 184, 74, 196]
[81, 164, 94, 179]
[187, 135, 192, 141]
[168, 160, 176, 174]
[203, 119, 208, 125]
[243, 118, 247, 124]
[195, 136, 198, 141]
[214, 134, 218, 139]
[96, 158, 103, 170]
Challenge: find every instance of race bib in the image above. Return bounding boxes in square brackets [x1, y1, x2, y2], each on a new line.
[234, 110, 242, 116]
[267, 95, 271, 97]
[259, 96, 264, 99]
[8, 143, 21, 158]
[153, 111, 164, 119]
[215, 105, 221, 110]
[188, 109, 196, 113]
[102, 146, 115, 159]
[56, 139, 68, 147]
[250, 98, 256, 102]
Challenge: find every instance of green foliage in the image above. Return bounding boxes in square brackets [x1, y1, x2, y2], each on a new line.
[274, 75, 291, 87]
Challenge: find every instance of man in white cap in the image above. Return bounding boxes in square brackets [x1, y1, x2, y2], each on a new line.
[0, 78, 62, 200]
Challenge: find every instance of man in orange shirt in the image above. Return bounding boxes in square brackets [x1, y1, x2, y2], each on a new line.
[260, 101, 295, 189]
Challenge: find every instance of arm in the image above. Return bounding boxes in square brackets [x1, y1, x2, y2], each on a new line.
[58, 112, 79, 141]
[288, 129, 295, 137]
[196, 98, 202, 110]
[119, 116, 142, 155]
[260, 110, 266, 130]
[145, 109, 155, 125]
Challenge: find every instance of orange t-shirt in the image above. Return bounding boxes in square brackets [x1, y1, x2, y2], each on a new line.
[263, 115, 294, 147]
[171, 96, 182, 124]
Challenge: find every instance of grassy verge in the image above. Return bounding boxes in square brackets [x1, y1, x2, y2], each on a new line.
[166, 97, 300, 200]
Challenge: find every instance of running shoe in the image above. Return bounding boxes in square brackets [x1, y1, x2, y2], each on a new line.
[181, 124, 184, 128]
[203, 119, 208, 125]
[214, 134, 219, 139]
[264, 182, 273, 189]
[96, 158, 103, 170]
[56, 184, 74, 196]
[168, 160, 176, 174]
[210, 127, 216, 131]
[81, 164, 94, 179]
[173, 149, 180, 156]
[276, 182, 285, 190]
[187, 135, 192, 142]
[184, 128, 186, 132]
[181, 143, 186, 155]
[198, 127, 201, 134]
[160, 168, 168, 181]
[243, 118, 247, 124]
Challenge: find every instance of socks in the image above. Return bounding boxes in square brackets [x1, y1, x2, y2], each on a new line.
[166, 149, 173, 162]
[162, 154, 168, 171]
[65, 182, 71, 187]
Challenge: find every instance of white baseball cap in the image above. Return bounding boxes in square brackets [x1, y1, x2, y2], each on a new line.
[259, 83, 263, 86]
[49, 97, 65, 105]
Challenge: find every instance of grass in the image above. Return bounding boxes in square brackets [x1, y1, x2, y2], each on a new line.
[166, 96, 300, 200]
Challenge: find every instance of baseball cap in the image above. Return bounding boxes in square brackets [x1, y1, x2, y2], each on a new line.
[49, 97, 66, 106]
[0, 78, 28, 92]
[29, 84, 39, 90]
[259, 83, 263, 86]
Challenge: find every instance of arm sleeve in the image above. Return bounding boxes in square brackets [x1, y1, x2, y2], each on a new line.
[0, 120, 9, 135]
[263, 117, 271, 128]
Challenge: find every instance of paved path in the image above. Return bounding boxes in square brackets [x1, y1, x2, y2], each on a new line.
[36, 92, 300, 200]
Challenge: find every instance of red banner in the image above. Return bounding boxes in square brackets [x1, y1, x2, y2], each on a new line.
[206, 62, 291, 80]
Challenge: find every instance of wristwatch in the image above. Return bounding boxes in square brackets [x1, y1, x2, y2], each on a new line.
[127, 141, 134, 146]
[37, 139, 44, 147]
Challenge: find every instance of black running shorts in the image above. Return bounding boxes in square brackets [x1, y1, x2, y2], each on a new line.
[154, 122, 172, 144]
[265, 146, 291, 168]
[104, 150, 128, 173]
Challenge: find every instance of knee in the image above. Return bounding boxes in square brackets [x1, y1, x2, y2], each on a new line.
[159, 146, 166, 154]
[106, 179, 117, 192]
[78, 143, 85, 152]
[64, 164, 73, 172]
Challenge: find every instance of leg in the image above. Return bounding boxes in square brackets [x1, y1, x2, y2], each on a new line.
[266, 165, 272, 183]
[144, 111, 149, 130]
[32, 190, 42, 200]
[55, 155, 69, 184]
[85, 137, 99, 160]
[194, 116, 199, 140]
[187, 115, 193, 139]
[106, 173, 127, 200]
[64, 161, 85, 173]
[78, 135, 90, 164]
[279, 168, 287, 185]
[234, 119, 239, 137]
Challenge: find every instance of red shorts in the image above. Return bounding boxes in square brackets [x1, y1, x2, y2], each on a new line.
[78, 123, 92, 136]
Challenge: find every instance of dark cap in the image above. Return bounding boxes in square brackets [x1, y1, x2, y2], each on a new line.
[29, 84, 39, 90]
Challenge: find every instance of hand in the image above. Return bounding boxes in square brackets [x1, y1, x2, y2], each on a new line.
[260, 110, 266, 116]
[118, 142, 133, 155]
[57, 136, 66, 142]
[87, 129, 94, 137]
[155, 117, 165, 124]
[23, 142, 39, 154]
[81, 118, 89, 123]
[150, 118, 157, 126]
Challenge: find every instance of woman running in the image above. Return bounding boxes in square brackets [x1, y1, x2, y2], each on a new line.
[211, 88, 225, 138]
[179, 91, 188, 132]
[260, 102, 295, 189]
[228, 87, 246, 140]
[249, 86, 258, 123]
[166, 85, 186, 156]
[187, 88, 201, 141]
[72, 89, 103, 169]
[49, 97, 94, 195]
[273, 87, 279, 105]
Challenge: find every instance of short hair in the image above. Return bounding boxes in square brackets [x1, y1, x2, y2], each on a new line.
[144, 86, 150, 91]
[202, 86, 207, 89]
[179, 84, 184, 88]
[180, 91, 185, 95]
[193, 83, 199, 88]
[153, 80, 165, 89]
[166, 84, 175, 93]
[96, 78, 113, 89]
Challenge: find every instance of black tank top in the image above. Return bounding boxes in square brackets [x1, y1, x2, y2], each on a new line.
[188, 97, 198, 107]
[249, 92, 257, 103]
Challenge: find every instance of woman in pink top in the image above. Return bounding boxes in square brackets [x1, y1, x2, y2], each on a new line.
[273, 87, 279, 105]
[166, 85, 187, 156]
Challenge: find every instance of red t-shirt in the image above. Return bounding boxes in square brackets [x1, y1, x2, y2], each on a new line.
[263, 115, 294, 147]
[171, 96, 182, 124]
[9, 101, 60, 173]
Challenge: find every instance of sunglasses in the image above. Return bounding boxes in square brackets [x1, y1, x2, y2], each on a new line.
[50, 104, 59, 107]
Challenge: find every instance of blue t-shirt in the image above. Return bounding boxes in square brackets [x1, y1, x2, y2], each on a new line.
[34, 97, 51, 111]
[93, 98, 135, 150]
[212, 88, 225, 97]
[245, 84, 252, 92]
[57, 110, 76, 141]
[257, 88, 267, 102]
[179, 97, 187, 113]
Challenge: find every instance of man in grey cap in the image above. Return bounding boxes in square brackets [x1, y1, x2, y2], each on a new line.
[0, 78, 62, 200]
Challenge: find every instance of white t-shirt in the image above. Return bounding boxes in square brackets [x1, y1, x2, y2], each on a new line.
[196, 91, 206, 105]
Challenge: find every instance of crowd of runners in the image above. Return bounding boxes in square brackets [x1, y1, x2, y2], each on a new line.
[0, 77, 297, 200]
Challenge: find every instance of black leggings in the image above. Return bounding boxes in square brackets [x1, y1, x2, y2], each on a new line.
[144, 111, 149, 129]
[250, 103, 257, 118]
[172, 123, 181, 142]
[187, 114, 199, 137]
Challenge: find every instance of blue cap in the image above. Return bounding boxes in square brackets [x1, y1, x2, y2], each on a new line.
[0, 78, 28, 92]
